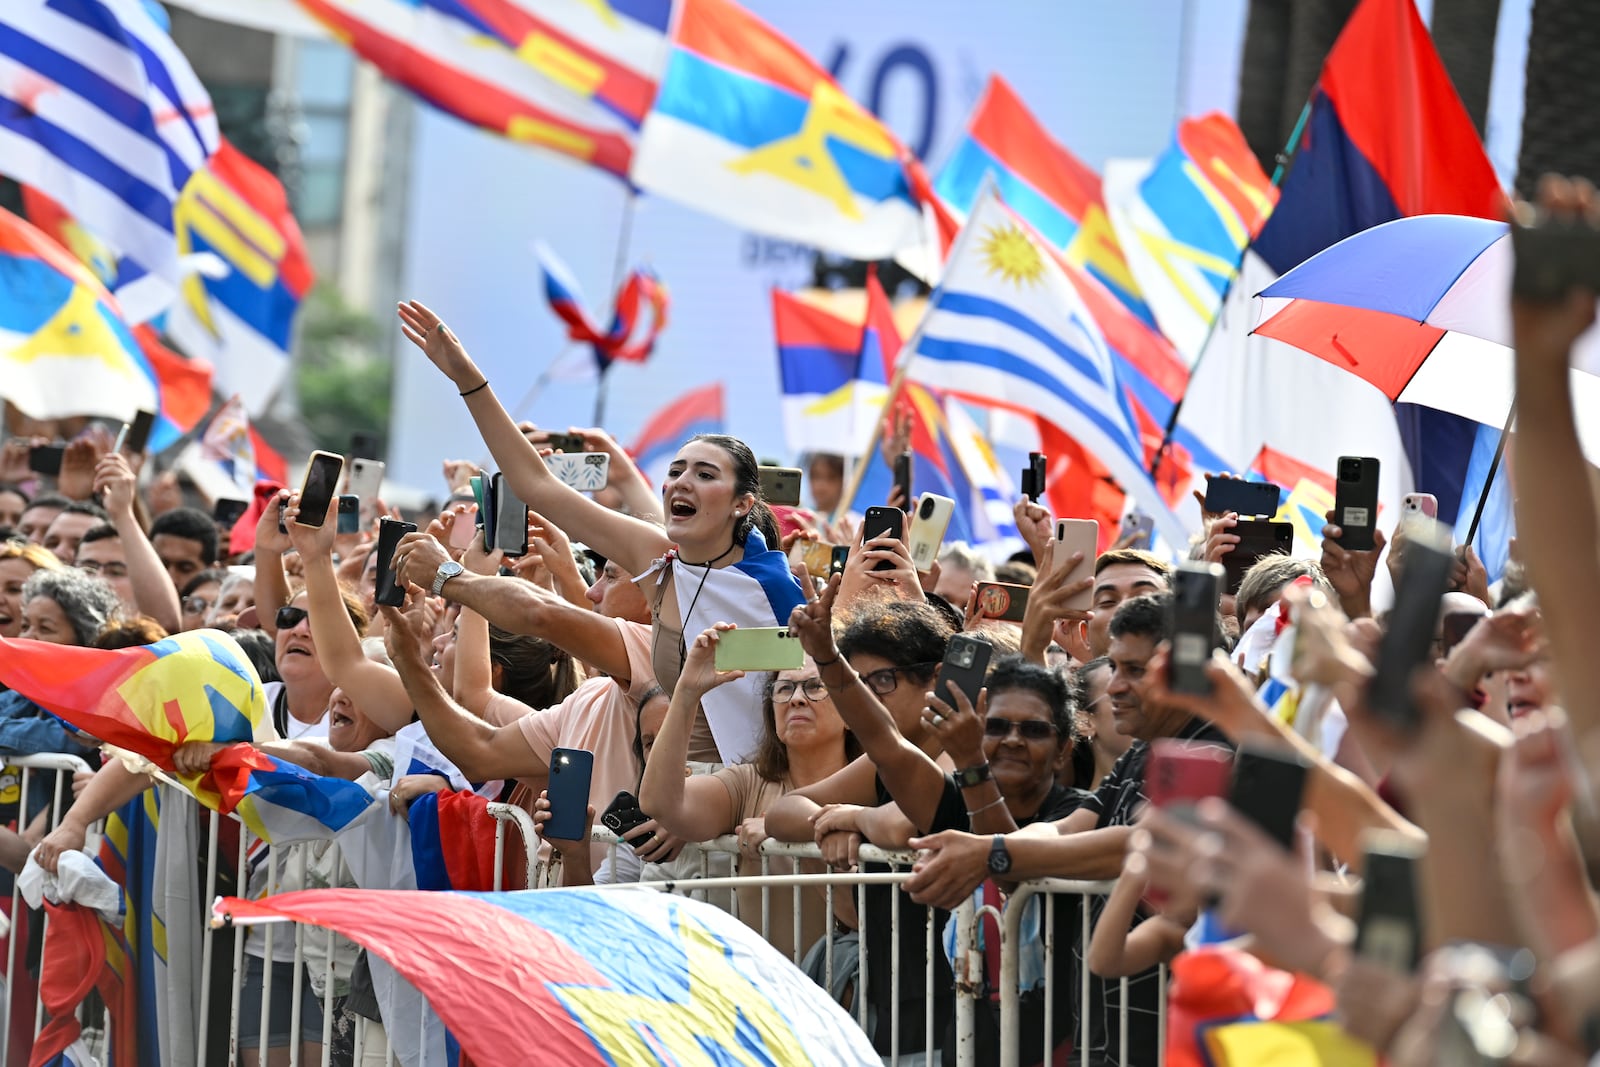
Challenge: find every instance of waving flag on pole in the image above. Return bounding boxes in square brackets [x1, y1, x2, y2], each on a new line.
[628, 382, 724, 483]
[217, 888, 882, 1067]
[538, 242, 669, 382]
[0, 0, 219, 317]
[0, 204, 158, 422]
[935, 74, 1153, 326]
[631, 0, 927, 260]
[906, 189, 1188, 549]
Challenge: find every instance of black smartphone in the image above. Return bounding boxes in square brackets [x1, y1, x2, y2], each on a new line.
[213, 497, 249, 530]
[27, 444, 65, 477]
[1355, 831, 1425, 974]
[543, 431, 586, 454]
[758, 466, 803, 507]
[935, 632, 992, 710]
[1222, 519, 1294, 594]
[1333, 455, 1381, 551]
[121, 409, 155, 456]
[1368, 524, 1454, 729]
[295, 451, 345, 528]
[1019, 452, 1046, 503]
[1168, 561, 1224, 695]
[373, 517, 417, 608]
[1204, 475, 1281, 519]
[1511, 211, 1600, 301]
[349, 431, 381, 460]
[491, 472, 529, 558]
[893, 452, 913, 511]
[862, 505, 904, 572]
[1228, 739, 1311, 850]
[546, 748, 595, 841]
[336, 494, 361, 535]
[600, 789, 652, 841]
[828, 544, 850, 577]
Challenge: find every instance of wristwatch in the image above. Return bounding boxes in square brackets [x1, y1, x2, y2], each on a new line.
[430, 560, 465, 596]
[952, 762, 992, 789]
[987, 834, 1012, 876]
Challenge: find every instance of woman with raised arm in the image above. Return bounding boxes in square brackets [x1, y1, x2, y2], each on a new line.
[397, 300, 805, 764]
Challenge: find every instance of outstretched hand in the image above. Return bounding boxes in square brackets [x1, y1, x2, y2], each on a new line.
[788, 573, 843, 664]
[398, 300, 482, 389]
[677, 624, 746, 696]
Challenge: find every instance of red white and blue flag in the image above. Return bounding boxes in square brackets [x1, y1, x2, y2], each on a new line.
[628, 381, 724, 483]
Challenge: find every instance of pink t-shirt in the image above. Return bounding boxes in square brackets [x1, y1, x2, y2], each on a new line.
[482, 619, 655, 869]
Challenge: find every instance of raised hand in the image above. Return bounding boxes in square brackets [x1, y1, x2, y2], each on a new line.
[1018, 548, 1094, 664]
[787, 573, 843, 664]
[93, 452, 138, 519]
[921, 684, 988, 768]
[397, 300, 482, 389]
[677, 624, 745, 697]
[283, 491, 337, 559]
[392, 532, 452, 594]
[1321, 511, 1387, 619]
[253, 489, 292, 557]
[1012, 497, 1054, 567]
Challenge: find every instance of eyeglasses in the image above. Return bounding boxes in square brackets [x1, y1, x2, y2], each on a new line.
[182, 595, 212, 615]
[771, 677, 828, 703]
[76, 560, 128, 578]
[276, 606, 309, 630]
[861, 663, 939, 696]
[984, 717, 1058, 741]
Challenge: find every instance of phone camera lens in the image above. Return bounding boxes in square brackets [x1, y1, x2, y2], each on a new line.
[919, 498, 934, 518]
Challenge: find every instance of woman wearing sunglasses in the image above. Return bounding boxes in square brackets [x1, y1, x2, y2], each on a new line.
[639, 626, 860, 960]
[268, 590, 366, 741]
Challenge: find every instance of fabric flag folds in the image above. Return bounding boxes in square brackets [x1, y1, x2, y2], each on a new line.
[537, 242, 669, 381]
[631, 0, 926, 260]
[906, 189, 1188, 549]
[135, 324, 211, 453]
[216, 887, 882, 1067]
[627, 381, 724, 482]
[772, 288, 887, 459]
[0, 0, 219, 313]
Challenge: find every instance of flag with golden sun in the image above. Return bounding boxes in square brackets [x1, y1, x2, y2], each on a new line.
[905, 188, 1188, 549]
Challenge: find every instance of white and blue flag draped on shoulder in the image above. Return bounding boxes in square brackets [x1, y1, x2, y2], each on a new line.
[0, 0, 218, 319]
[906, 188, 1189, 549]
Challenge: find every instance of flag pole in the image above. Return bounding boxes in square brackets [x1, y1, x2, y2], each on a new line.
[593, 190, 640, 428]
[1148, 97, 1313, 480]
[1464, 401, 1515, 548]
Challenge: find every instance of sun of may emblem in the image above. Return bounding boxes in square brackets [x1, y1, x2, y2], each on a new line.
[979, 222, 1046, 287]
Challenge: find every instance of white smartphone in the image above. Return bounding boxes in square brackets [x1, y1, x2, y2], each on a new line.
[1049, 518, 1098, 612]
[906, 492, 955, 572]
[1401, 493, 1438, 526]
[546, 452, 611, 493]
[348, 458, 385, 501]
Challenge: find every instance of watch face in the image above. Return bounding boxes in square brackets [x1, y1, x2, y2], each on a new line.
[988, 839, 1011, 875]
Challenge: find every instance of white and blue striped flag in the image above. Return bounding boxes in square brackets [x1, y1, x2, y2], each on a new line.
[906, 188, 1188, 549]
[0, 0, 218, 319]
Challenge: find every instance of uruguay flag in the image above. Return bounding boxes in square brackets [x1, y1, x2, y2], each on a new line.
[218, 887, 882, 1067]
[907, 189, 1188, 549]
[628, 382, 724, 485]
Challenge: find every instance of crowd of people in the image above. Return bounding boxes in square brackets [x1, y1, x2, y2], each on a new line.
[0, 178, 1597, 1066]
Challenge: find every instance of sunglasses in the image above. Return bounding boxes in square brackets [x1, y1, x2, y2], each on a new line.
[182, 595, 212, 615]
[276, 606, 309, 631]
[983, 717, 1057, 742]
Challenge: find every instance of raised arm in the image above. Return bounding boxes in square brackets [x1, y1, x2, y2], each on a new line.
[397, 301, 671, 574]
[576, 426, 664, 525]
[95, 453, 181, 632]
[258, 739, 378, 781]
[285, 493, 412, 733]
[447, 532, 506, 718]
[393, 532, 634, 681]
[638, 626, 739, 841]
[253, 491, 294, 638]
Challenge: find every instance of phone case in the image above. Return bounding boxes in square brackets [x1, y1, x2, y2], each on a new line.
[123, 410, 155, 455]
[545, 748, 595, 841]
[713, 627, 805, 672]
[935, 633, 993, 708]
[1168, 562, 1223, 695]
[862, 506, 904, 572]
[1222, 520, 1294, 593]
[297, 451, 346, 528]
[546, 452, 610, 492]
[336, 495, 361, 535]
[1356, 832, 1424, 973]
[348, 459, 385, 501]
[973, 582, 1029, 622]
[906, 493, 955, 571]
[448, 504, 480, 550]
[492, 473, 529, 558]
[1333, 456, 1381, 552]
[1146, 739, 1233, 811]
[1050, 519, 1098, 611]
[1204, 476, 1282, 519]
[894, 453, 913, 509]
[793, 540, 837, 577]
[758, 467, 803, 507]
[373, 517, 417, 608]
[1228, 740, 1311, 850]
[600, 790, 652, 840]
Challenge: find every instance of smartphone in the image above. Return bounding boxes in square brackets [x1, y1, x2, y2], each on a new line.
[348, 458, 385, 502]
[1146, 739, 1234, 813]
[546, 452, 610, 492]
[1355, 830, 1425, 974]
[1333, 456, 1381, 551]
[973, 581, 1030, 622]
[1120, 512, 1155, 550]
[862, 505, 905, 572]
[1228, 739, 1311, 850]
[1204, 475, 1282, 518]
[1168, 561, 1224, 695]
[449, 503, 481, 551]
[600, 789, 652, 841]
[1510, 210, 1600, 301]
[758, 466, 803, 507]
[1222, 520, 1294, 594]
[120, 409, 155, 456]
[829, 544, 850, 577]
[469, 474, 486, 515]
[1401, 493, 1438, 524]
[1020, 452, 1046, 503]
[935, 632, 993, 709]
[545, 748, 595, 841]
[543, 431, 586, 455]
[713, 626, 805, 672]
[336, 494, 361, 535]
[790, 539, 838, 578]
[277, 499, 288, 535]
[296, 451, 345, 528]
[1368, 522, 1454, 729]
[373, 517, 417, 608]
[893, 452, 913, 511]
[1049, 519, 1098, 612]
[212, 497, 249, 530]
[349, 431, 381, 460]
[489, 473, 530, 558]
[907, 493, 955, 572]
[27, 444, 64, 477]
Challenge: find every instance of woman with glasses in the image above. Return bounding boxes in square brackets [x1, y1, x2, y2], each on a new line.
[639, 625, 860, 958]
[179, 568, 225, 632]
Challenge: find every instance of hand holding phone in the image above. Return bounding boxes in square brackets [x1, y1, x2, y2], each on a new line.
[1333, 456, 1381, 551]
[601, 790, 653, 842]
[544, 748, 595, 841]
[862, 506, 905, 572]
[295, 451, 345, 528]
[713, 627, 805, 672]
[935, 633, 992, 710]
[758, 466, 803, 507]
[374, 517, 418, 608]
[1168, 562, 1224, 695]
[1048, 519, 1097, 611]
